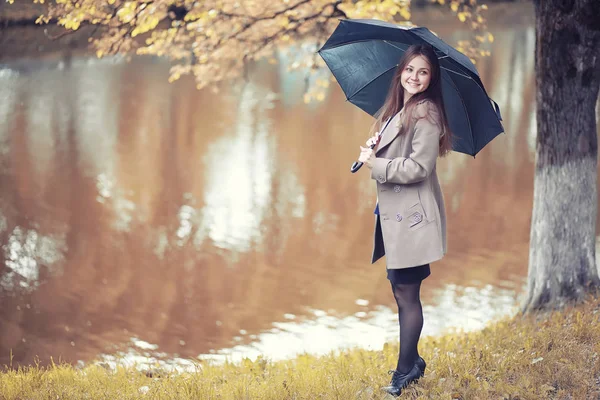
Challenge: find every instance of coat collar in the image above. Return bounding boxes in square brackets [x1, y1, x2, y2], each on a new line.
[376, 111, 404, 155]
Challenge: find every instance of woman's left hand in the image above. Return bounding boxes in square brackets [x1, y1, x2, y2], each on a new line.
[358, 146, 375, 169]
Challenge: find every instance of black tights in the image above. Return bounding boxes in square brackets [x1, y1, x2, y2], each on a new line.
[390, 281, 423, 374]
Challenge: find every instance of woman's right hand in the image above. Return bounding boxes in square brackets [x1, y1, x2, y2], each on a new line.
[366, 134, 379, 148]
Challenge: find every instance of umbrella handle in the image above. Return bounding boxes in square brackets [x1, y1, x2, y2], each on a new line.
[351, 142, 376, 173]
[351, 161, 363, 173]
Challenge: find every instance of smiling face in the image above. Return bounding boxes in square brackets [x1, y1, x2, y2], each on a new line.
[400, 55, 432, 100]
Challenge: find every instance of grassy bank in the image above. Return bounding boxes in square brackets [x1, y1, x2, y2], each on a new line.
[1, 295, 599, 400]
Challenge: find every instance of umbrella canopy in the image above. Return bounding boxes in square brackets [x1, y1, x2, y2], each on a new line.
[318, 19, 504, 157]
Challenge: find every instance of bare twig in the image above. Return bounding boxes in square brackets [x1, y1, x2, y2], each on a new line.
[219, 0, 312, 21]
[238, 2, 341, 51]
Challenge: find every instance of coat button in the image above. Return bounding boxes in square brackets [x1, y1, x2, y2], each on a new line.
[378, 174, 384, 182]
[412, 212, 422, 223]
[393, 185, 401, 193]
[396, 213, 402, 222]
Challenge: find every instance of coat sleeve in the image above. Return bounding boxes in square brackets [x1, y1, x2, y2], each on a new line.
[371, 102, 441, 185]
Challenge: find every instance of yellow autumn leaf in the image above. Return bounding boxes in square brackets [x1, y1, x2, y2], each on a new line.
[168, 72, 181, 83]
[488, 33, 494, 43]
[67, 19, 81, 30]
[184, 11, 205, 22]
[278, 16, 290, 28]
[450, 2, 459, 12]
[131, 16, 160, 37]
[317, 79, 330, 88]
[457, 12, 466, 22]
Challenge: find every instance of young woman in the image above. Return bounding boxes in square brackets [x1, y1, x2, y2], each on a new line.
[357, 44, 452, 397]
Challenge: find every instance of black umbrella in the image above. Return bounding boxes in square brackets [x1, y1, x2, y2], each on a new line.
[317, 19, 504, 172]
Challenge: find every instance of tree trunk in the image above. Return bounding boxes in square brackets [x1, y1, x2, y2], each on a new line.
[524, 0, 600, 312]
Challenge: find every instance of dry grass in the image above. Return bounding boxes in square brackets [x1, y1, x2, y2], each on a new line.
[1, 295, 599, 400]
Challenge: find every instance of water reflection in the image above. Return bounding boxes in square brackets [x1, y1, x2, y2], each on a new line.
[0, 14, 595, 370]
[194, 282, 523, 366]
[201, 82, 277, 253]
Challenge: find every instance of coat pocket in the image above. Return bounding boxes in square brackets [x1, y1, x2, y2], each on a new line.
[405, 202, 431, 230]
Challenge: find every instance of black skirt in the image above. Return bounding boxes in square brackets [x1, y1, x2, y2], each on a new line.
[387, 264, 431, 285]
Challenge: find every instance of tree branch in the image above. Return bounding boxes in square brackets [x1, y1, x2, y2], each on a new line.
[213, 0, 342, 55]
[42, 4, 121, 41]
[243, 4, 339, 49]
[331, 1, 348, 19]
[219, 0, 312, 21]
[108, 5, 144, 54]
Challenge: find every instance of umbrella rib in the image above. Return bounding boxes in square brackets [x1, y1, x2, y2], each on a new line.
[386, 40, 448, 59]
[382, 40, 406, 52]
[346, 64, 399, 102]
[440, 66, 473, 80]
[318, 38, 385, 52]
[440, 63, 492, 96]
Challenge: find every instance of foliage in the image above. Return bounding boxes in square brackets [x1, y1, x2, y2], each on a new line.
[433, 0, 493, 58]
[1, 293, 599, 399]
[8, 0, 493, 100]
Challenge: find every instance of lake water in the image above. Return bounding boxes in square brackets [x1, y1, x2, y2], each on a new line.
[0, 6, 598, 371]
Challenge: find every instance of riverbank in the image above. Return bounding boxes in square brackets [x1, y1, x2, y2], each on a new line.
[1, 293, 598, 399]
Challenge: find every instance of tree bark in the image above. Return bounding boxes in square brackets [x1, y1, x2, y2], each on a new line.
[524, 0, 600, 312]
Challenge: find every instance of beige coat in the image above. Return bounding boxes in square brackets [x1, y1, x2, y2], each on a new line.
[370, 100, 447, 269]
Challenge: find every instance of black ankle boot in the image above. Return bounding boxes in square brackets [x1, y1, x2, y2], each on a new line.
[381, 364, 421, 397]
[416, 356, 426, 377]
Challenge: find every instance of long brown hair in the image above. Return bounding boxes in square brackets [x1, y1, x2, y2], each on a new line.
[372, 44, 452, 157]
